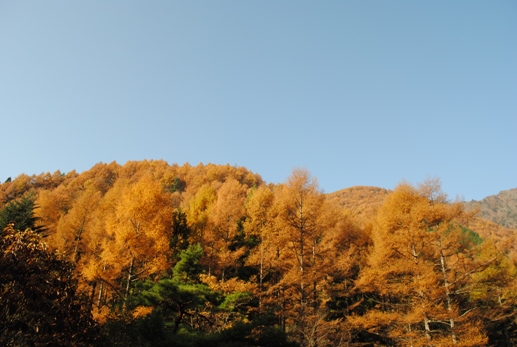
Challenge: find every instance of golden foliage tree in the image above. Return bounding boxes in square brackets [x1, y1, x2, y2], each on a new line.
[81, 174, 174, 314]
[204, 178, 248, 281]
[271, 169, 341, 345]
[351, 180, 498, 346]
[55, 184, 102, 263]
[244, 185, 277, 312]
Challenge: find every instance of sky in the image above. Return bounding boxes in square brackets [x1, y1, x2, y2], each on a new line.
[0, 1, 516, 201]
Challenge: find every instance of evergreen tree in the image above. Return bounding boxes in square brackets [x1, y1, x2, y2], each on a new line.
[0, 192, 46, 234]
[170, 208, 191, 259]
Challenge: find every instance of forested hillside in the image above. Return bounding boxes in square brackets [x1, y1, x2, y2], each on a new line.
[1, 160, 516, 346]
[465, 188, 517, 230]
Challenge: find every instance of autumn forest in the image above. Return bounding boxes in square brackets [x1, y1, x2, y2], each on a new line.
[1, 160, 516, 347]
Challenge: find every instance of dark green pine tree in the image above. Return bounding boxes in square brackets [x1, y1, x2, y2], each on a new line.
[170, 208, 191, 259]
[173, 243, 204, 284]
[0, 192, 46, 234]
[138, 244, 217, 335]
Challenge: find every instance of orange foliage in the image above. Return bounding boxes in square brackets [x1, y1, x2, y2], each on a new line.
[5, 160, 516, 345]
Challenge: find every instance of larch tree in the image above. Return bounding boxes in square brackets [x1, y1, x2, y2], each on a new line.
[81, 179, 128, 315]
[47, 184, 105, 304]
[469, 242, 517, 346]
[54, 184, 102, 263]
[99, 175, 174, 306]
[271, 168, 334, 345]
[244, 184, 278, 313]
[205, 178, 248, 282]
[35, 185, 70, 240]
[316, 201, 368, 346]
[185, 183, 216, 243]
[351, 180, 493, 346]
[351, 182, 439, 345]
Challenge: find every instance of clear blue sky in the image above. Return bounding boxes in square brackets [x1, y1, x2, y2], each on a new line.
[1, 1, 515, 201]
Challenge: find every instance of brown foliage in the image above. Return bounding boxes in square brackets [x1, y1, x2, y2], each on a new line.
[0, 225, 97, 346]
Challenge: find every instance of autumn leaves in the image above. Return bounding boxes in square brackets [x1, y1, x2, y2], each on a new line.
[2, 160, 515, 346]
[352, 182, 493, 345]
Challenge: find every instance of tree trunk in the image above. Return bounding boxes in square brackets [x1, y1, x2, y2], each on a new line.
[173, 305, 184, 335]
[97, 283, 104, 308]
[439, 241, 457, 344]
[259, 241, 264, 312]
[125, 255, 135, 300]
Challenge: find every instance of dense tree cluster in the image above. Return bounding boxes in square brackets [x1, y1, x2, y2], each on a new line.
[0, 225, 97, 346]
[1, 160, 516, 346]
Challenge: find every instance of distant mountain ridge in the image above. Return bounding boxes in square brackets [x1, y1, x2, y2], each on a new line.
[327, 186, 517, 231]
[465, 188, 517, 229]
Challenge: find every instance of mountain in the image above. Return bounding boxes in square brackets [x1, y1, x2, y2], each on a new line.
[465, 188, 517, 230]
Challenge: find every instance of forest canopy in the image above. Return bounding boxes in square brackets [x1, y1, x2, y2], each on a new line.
[0, 160, 516, 347]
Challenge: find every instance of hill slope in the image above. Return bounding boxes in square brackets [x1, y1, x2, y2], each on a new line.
[466, 188, 517, 229]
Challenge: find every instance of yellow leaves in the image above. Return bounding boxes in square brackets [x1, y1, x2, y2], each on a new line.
[347, 310, 399, 331]
[81, 258, 99, 282]
[202, 275, 257, 295]
[244, 186, 278, 273]
[92, 306, 111, 324]
[199, 273, 219, 291]
[143, 253, 169, 276]
[244, 186, 274, 230]
[121, 174, 171, 226]
[132, 306, 154, 319]
[274, 169, 325, 250]
[210, 178, 247, 234]
[102, 174, 174, 279]
[353, 179, 505, 346]
[187, 184, 216, 231]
